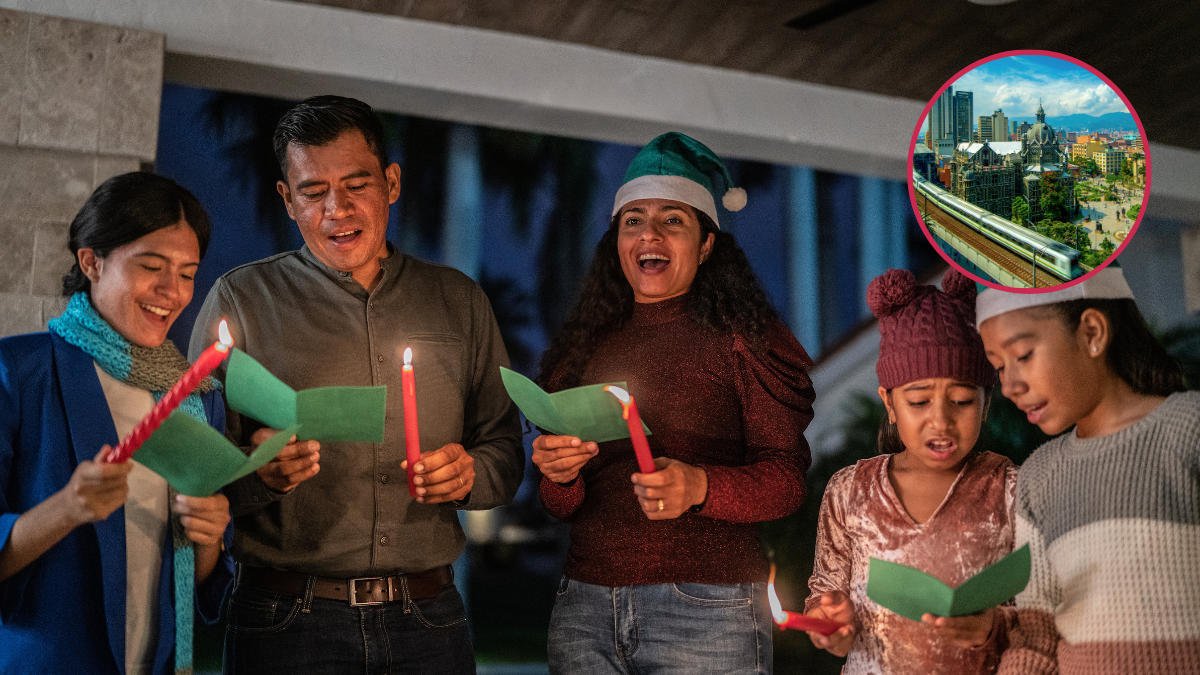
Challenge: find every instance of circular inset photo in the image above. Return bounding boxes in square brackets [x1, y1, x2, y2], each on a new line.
[908, 51, 1149, 291]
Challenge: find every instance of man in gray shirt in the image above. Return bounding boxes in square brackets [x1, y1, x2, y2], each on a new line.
[189, 96, 524, 674]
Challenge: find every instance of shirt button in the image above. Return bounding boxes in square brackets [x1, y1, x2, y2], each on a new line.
[380, 474, 390, 484]
[380, 536, 390, 545]
[377, 355, 384, 362]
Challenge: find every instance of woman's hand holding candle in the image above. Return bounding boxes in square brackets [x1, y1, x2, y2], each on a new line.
[807, 591, 857, 656]
[631, 457, 708, 520]
[532, 435, 598, 484]
[402, 443, 474, 504]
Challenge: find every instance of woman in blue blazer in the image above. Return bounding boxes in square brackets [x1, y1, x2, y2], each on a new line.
[0, 173, 234, 675]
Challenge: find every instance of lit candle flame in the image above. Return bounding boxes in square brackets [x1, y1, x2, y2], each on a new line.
[403, 347, 413, 368]
[604, 385, 632, 420]
[217, 319, 233, 350]
[605, 385, 630, 404]
[766, 564, 788, 624]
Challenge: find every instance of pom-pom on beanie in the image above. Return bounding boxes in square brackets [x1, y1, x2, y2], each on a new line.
[612, 132, 746, 228]
[869, 268, 996, 390]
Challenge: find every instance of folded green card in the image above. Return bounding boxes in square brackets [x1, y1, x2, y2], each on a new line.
[134, 413, 297, 497]
[225, 348, 386, 443]
[500, 367, 651, 443]
[866, 544, 1030, 621]
[129, 348, 387, 496]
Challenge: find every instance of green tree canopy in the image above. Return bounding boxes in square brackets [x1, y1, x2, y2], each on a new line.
[1128, 203, 1141, 220]
[1012, 196, 1030, 225]
[1039, 172, 1070, 222]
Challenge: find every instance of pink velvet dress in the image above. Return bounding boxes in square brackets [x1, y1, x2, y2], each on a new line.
[807, 451, 1018, 675]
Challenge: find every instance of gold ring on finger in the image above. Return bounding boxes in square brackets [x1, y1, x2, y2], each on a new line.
[657, 499, 664, 512]
[457, 475, 465, 489]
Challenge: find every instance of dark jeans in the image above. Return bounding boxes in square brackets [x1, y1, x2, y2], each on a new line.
[223, 578, 475, 675]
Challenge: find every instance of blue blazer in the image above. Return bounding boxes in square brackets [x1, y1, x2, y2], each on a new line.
[0, 332, 234, 675]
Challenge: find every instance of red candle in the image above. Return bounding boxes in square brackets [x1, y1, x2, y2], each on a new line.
[604, 386, 655, 474]
[106, 320, 233, 464]
[768, 565, 845, 636]
[402, 347, 421, 497]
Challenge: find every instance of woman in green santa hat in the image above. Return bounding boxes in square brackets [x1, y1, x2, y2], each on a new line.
[532, 132, 815, 674]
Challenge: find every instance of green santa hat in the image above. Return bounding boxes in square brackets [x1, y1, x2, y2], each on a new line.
[612, 132, 747, 228]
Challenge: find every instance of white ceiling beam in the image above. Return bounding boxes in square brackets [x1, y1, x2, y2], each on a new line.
[5, 0, 1198, 221]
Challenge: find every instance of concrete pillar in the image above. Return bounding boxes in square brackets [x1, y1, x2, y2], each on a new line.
[0, 8, 162, 337]
[787, 166, 820, 356]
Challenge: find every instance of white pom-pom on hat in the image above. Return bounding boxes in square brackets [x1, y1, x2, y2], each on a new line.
[722, 187, 747, 212]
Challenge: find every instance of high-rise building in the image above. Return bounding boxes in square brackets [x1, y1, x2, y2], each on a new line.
[928, 87, 957, 157]
[978, 116, 994, 142]
[954, 91, 973, 146]
[992, 109, 1008, 142]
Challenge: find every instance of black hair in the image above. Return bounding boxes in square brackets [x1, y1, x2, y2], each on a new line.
[273, 95, 389, 179]
[537, 207, 779, 389]
[1048, 298, 1187, 396]
[876, 386, 993, 454]
[62, 172, 212, 297]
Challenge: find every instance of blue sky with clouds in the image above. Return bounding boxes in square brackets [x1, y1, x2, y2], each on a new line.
[951, 54, 1130, 118]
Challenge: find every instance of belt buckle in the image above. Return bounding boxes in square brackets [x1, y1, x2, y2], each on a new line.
[348, 576, 390, 606]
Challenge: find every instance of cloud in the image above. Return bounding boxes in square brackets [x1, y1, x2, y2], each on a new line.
[948, 57, 1129, 119]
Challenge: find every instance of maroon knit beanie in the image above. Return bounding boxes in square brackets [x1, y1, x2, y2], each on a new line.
[867, 268, 996, 390]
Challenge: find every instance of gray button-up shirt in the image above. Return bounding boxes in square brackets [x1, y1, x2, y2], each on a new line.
[189, 245, 524, 577]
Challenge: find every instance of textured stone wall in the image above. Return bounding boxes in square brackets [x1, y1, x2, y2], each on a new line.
[0, 9, 163, 337]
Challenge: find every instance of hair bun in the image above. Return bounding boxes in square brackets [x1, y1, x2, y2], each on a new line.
[867, 268, 917, 318]
[941, 268, 977, 303]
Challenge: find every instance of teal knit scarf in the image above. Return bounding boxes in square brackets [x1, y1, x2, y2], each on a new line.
[49, 292, 210, 675]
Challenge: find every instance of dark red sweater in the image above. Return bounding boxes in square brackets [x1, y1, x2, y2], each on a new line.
[540, 295, 815, 586]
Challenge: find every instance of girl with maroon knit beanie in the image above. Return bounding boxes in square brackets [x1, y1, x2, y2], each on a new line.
[805, 268, 1015, 674]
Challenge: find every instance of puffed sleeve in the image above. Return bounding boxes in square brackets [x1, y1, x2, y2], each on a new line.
[806, 465, 856, 610]
[693, 319, 814, 522]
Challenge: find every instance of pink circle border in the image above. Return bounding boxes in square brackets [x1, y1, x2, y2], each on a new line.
[906, 49, 1151, 294]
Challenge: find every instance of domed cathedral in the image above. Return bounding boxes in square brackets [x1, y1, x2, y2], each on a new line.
[1019, 101, 1077, 223]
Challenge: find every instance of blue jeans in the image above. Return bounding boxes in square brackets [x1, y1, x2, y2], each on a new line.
[547, 577, 772, 675]
[223, 578, 474, 675]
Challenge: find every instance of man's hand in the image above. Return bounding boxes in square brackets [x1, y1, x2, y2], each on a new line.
[404, 443, 474, 504]
[532, 435, 597, 484]
[59, 446, 134, 526]
[807, 591, 856, 656]
[630, 457, 707, 520]
[252, 428, 320, 493]
[174, 493, 231, 546]
[922, 608, 996, 648]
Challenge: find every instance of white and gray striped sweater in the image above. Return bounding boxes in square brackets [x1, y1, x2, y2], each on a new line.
[999, 390, 1200, 675]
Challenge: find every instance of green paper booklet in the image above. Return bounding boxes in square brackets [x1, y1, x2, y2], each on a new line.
[224, 348, 386, 443]
[500, 367, 651, 443]
[866, 544, 1031, 621]
[130, 348, 386, 496]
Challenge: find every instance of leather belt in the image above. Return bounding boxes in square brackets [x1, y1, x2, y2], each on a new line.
[237, 564, 453, 606]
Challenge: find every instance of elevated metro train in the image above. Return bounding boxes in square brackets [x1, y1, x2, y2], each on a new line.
[913, 172, 1083, 282]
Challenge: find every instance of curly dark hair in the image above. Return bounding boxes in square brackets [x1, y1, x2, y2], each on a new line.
[537, 208, 779, 389]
